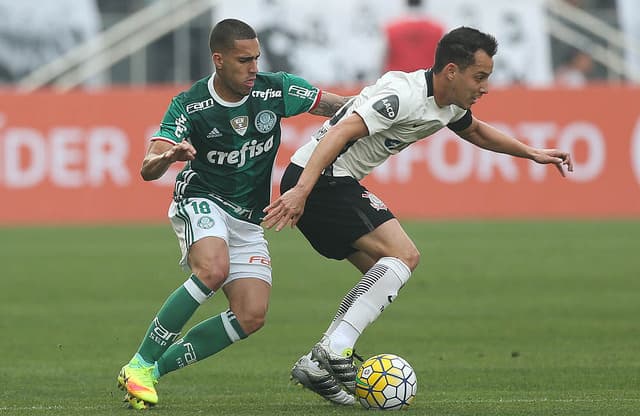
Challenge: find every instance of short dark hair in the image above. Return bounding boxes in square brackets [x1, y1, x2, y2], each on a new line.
[209, 18, 257, 54]
[433, 27, 498, 73]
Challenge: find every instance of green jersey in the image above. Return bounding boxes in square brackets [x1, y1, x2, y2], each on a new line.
[152, 72, 320, 224]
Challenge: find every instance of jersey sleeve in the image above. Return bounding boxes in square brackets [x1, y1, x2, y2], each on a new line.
[353, 86, 410, 136]
[150, 96, 193, 144]
[447, 108, 472, 132]
[280, 72, 321, 117]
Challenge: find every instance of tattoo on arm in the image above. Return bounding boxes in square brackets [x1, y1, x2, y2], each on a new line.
[310, 94, 354, 117]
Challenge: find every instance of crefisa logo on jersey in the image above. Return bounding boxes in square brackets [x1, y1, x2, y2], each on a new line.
[174, 114, 188, 138]
[206, 135, 274, 168]
[255, 110, 277, 133]
[251, 88, 282, 101]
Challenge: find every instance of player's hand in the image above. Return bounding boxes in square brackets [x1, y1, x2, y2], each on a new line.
[533, 149, 573, 177]
[164, 141, 196, 162]
[262, 187, 307, 231]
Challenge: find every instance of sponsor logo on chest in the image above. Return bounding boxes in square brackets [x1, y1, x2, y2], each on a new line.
[251, 88, 282, 100]
[206, 135, 274, 168]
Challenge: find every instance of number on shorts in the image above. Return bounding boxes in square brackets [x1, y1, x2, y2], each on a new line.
[191, 200, 211, 214]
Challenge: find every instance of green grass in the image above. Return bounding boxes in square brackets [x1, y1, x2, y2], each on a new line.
[0, 220, 639, 415]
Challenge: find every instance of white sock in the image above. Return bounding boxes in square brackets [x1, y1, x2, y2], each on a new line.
[324, 284, 359, 336]
[326, 321, 360, 355]
[326, 257, 411, 351]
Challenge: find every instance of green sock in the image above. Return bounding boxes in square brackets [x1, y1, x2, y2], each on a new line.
[156, 309, 247, 376]
[135, 274, 213, 363]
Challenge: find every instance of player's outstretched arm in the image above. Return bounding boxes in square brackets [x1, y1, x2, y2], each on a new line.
[529, 148, 574, 177]
[140, 140, 196, 181]
[263, 112, 368, 231]
[309, 92, 353, 117]
[458, 117, 573, 177]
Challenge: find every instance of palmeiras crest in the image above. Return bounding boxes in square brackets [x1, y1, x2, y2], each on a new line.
[255, 110, 277, 133]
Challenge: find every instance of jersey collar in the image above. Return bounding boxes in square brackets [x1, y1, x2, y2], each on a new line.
[425, 69, 434, 97]
[208, 74, 250, 107]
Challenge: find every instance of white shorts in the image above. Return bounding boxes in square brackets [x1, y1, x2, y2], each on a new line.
[168, 197, 272, 286]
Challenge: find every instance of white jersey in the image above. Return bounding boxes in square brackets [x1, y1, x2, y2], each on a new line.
[291, 69, 472, 180]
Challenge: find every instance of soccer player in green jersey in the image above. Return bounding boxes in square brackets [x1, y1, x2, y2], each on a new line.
[116, 18, 348, 410]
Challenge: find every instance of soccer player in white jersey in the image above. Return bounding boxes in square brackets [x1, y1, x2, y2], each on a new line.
[263, 26, 573, 404]
[115, 19, 349, 410]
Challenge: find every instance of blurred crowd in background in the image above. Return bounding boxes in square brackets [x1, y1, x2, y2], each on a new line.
[0, 0, 636, 89]
[1, 0, 638, 225]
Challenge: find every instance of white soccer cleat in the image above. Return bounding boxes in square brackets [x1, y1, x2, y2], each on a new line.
[290, 355, 356, 405]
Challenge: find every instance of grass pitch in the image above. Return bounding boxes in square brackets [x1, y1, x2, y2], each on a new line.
[0, 220, 638, 415]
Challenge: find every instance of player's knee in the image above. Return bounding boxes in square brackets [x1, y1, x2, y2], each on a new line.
[192, 266, 229, 291]
[399, 247, 420, 272]
[378, 256, 414, 287]
[371, 237, 420, 272]
[236, 308, 267, 335]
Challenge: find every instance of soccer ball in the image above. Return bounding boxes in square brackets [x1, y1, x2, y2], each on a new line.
[355, 353, 417, 410]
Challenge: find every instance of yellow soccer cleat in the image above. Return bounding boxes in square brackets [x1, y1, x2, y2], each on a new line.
[117, 360, 158, 409]
[122, 392, 154, 410]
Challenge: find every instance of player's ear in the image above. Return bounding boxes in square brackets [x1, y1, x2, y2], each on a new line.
[445, 63, 457, 80]
[212, 52, 223, 71]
